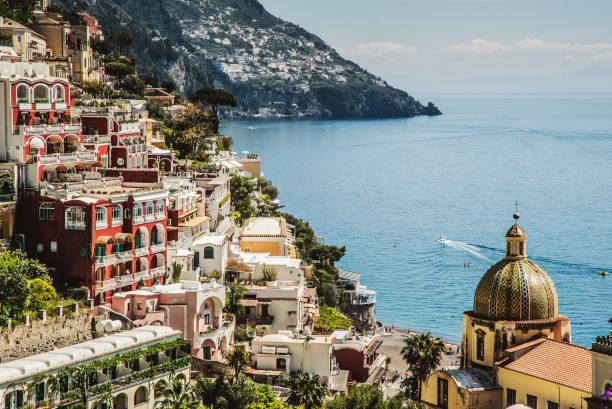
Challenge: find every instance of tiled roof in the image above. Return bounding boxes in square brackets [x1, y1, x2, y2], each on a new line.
[500, 339, 591, 392]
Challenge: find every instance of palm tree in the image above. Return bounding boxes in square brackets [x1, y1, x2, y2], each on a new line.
[225, 347, 249, 383]
[195, 374, 227, 409]
[401, 332, 446, 400]
[154, 375, 198, 409]
[286, 373, 329, 409]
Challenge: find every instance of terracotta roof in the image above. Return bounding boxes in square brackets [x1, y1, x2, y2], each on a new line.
[499, 339, 591, 392]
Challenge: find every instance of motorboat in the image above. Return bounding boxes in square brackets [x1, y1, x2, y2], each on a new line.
[599, 271, 609, 276]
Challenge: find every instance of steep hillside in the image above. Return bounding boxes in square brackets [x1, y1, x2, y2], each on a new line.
[54, 0, 441, 119]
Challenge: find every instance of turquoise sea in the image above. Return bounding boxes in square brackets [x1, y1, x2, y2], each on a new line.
[222, 94, 612, 347]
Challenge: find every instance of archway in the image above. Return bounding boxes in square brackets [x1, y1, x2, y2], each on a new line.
[135, 226, 148, 250]
[201, 339, 216, 360]
[53, 85, 65, 102]
[29, 136, 45, 156]
[46, 135, 62, 154]
[113, 393, 128, 409]
[135, 257, 149, 274]
[134, 386, 148, 405]
[33, 84, 49, 102]
[151, 223, 165, 246]
[16, 84, 29, 102]
[154, 380, 167, 400]
[64, 134, 79, 153]
[152, 253, 165, 269]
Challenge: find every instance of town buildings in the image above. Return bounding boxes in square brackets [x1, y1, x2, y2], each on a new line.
[239, 216, 296, 257]
[111, 280, 234, 360]
[0, 326, 190, 409]
[332, 330, 386, 384]
[421, 216, 592, 409]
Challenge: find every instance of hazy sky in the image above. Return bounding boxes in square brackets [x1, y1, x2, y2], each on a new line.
[258, 0, 612, 94]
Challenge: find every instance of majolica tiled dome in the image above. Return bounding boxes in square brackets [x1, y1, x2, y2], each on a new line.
[473, 219, 558, 321]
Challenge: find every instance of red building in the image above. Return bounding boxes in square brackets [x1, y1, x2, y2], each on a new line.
[81, 110, 147, 169]
[332, 332, 385, 383]
[0, 74, 99, 182]
[16, 175, 168, 304]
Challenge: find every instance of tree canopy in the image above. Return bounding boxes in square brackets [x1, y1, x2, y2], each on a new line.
[110, 31, 134, 55]
[190, 86, 238, 114]
[326, 384, 406, 409]
[401, 332, 446, 399]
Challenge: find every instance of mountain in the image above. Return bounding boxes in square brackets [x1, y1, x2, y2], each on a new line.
[53, 0, 441, 119]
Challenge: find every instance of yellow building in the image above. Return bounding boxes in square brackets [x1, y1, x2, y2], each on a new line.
[240, 217, 296, 258]
[421, 215, 591, 409]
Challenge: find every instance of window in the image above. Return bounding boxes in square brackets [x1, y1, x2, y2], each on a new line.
[476, 330, 485, 361]
[155, 200, 164, 215]
[145, 201, 154, 218]
[33, 85, 49, 102]
[437, 377, 448, 409]
[548, 402, 559, 409]
[193, 251, 200, 268]
[39, 202, 55, 220]
[204, 313, 210, 324]
[507, 389, 516, 406]
[134, 204, 143, 220]
[4, 389, 24, 409]
[204, 246, 214, 259]
[53, 86, 64, 102]
[16, 84, 28, 102]
[37, 243, 43, 252]
[112, 205, 122, 223]
[96, 207, 107, 229]
[137, 302, 142, 310]
[65, 207, 85, 230]
[80, 248, 87, 257]
[134, 386, 148, 405]
[50, 241, 57, 253]
[35, 381, 45, 402]
[527, 394, 537, 409]
[124, 208, 132, 219]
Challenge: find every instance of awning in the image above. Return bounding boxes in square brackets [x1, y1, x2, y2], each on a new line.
[115, 233, 134, 243]
[96, 236, 117, 245]
[240, 299, 259, 307]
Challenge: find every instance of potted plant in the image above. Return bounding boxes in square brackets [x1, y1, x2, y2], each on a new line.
[262, 265, 278, 286]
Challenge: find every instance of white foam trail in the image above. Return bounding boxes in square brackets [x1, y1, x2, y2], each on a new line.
[439, 239, 493, 262]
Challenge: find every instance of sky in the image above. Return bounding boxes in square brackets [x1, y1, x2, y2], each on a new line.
[258, 0, 612, 94]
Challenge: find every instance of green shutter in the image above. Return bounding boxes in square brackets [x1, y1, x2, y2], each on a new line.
[135, 235, 140, 249]
[16, 390, 23, 408]
[151, 231, 156, 245]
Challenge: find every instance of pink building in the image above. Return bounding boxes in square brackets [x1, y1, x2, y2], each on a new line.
[111, 280, 235, 361]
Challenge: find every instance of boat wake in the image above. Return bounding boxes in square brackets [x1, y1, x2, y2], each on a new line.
[438, 238, 493, 262]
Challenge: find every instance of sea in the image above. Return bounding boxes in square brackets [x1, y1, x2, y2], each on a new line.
[222, 93, 612, 347]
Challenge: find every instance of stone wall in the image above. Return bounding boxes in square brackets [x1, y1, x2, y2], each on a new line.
[0, 308, 95, 363]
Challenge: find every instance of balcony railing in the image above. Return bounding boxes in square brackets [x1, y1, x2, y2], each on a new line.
[150, 243, 165, 254]
[83, 135, 110, 144]
[37, 151, 96, 165]
[18, 123, 82, 136]
[95, 254, 116, 267]
[135, 247, 149, 257]
[115, 250, 133, 262]
[95, 278, 117, 293]
[133, 216, 144, 225]
[150, 266, 165, 278]
[134, 270, 150, 282]
[112, 218, 123, 228]
[155, 213, 165, 221]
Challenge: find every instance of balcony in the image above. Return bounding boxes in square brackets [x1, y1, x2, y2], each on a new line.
[134, 270, 150, 282]
[78, 151, 96, 162]
[18, 102, 32, 110]
[83, 134, 110, 144]
[150, 266, 166, 278]
[95, 254, 116, 267]
[150, 243, 165, 254]
[35, 102, 51, 110]
[37, 151, 96, 165]
[115, 250, 133, 262]
[155, 212, 165, 221]
[55, 102, 67, 110]
[135, 247, 149, 257]
[255, 316, 274, 325]
[96, 220, 108, 230]
[47, 125, 63, 133]
[95, 278, 118, 293]
[133, 216, 144, 225]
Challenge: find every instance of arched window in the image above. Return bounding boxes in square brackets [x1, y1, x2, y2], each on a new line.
[133, 203, 143, 219]
[53, 86, 64, 102]
[155, 200, 164, 216]
[33, 85, 49, 103]
[65, 207, 85, 230]
[134, 386, 148, 405]
[154, 381, 167, 399]
[145, 201, 154, 218]
[204, 246, 214, 259]
[95, 207, 107, 229]
[112, 205, 122, 226]
[16, 84, 29, 102]
[476, 330, 485, 361]
[39, 202, 55, 220]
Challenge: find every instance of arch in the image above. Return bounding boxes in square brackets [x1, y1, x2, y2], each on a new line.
[134, 386, 148, 405]
[65, 207, 85, 230]
[46, 135, 62, 154]
[160, 158, 172, 172]
[175, 373, 187, 384]
[144, 201, 154, 218]
[113, 393, 128, 409]
[152, 223, 165, 244]
[201, 339, 216, 360]
[95, 207, 107, 227]
[152, 253, 165, 269]
[204, 246, 214, 259]
[29, 136, 45, 151]
[136, 257, 149, 273]
[135, 226, 148, 249]
[33, 84, 49, 102]
[63, 134, 79, 153]
[155, 200, 164, 216]
[53, 85, 65, 102]
[154, 380, 167, 399]
[16, 84, 29, 102]
[112, 204, 123, 223]
[39, 202, 55, 221]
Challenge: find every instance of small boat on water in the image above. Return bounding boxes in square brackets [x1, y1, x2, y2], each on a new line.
[248, 126, 255, 130]
[464, 263, 472, 267]
[599, 271, 609, 276]
[438, 236, 447, 243]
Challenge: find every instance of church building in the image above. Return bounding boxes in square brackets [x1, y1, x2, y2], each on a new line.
[421, 215, 592, 409]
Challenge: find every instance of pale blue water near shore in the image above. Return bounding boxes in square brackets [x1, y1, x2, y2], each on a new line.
[222, 94, 612, 346]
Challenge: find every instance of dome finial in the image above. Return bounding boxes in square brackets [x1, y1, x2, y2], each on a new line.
[513, 212, 520, 221]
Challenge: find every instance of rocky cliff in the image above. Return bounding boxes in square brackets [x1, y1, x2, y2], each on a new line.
[54, 0, 441, 119]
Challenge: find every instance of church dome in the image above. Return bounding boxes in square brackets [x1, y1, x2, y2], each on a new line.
[473, 218, 558, 321]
